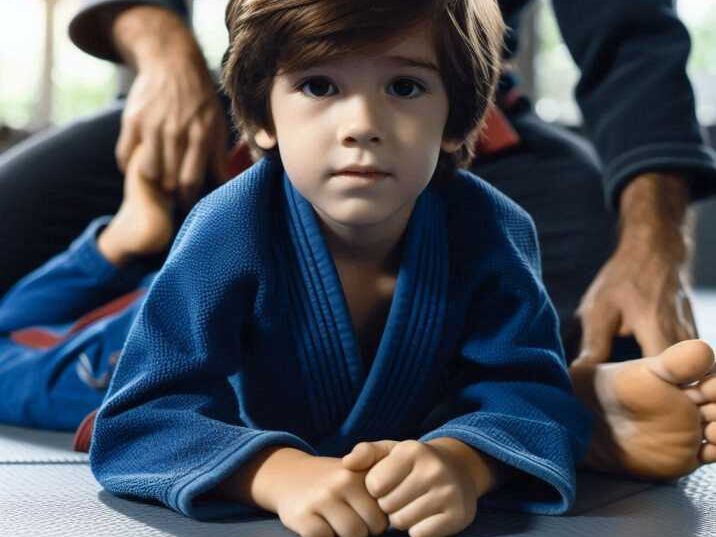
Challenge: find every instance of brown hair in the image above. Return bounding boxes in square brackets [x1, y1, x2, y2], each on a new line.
[221, 0, 504, 172]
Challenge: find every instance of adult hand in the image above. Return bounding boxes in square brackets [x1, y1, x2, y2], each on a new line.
[112, 6, 230, 210]
[343, 439, 494, 537]
[573, 173, 697, 366]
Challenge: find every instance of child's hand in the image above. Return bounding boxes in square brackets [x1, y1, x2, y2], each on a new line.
[272, 455, 389, 537]
[98, 147, 177, 266]
[342, 439, 492, 537]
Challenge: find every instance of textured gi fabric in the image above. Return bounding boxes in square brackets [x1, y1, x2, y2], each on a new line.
[0, 217, 153, 430]
[89, 156, 592, 519]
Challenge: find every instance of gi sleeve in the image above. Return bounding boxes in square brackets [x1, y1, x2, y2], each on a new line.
[552, 0, 716, 208]
[69, 0, 190, 62]
[0, 217, 149, 333]
[89, 202, 317, 521]
[420, 203, 592, 515]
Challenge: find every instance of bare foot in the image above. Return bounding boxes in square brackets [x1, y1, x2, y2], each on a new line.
[571, 339, 716, 480]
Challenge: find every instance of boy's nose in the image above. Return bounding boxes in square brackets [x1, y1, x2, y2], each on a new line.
[338, 96, 385, 147]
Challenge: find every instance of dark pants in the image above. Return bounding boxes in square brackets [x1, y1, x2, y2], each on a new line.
[0, 101, 637, 361]
[0, 102, 125, 292]
[472, 106, 621, 359]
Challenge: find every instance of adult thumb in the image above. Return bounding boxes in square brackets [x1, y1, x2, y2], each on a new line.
[571, 309, 620, 368]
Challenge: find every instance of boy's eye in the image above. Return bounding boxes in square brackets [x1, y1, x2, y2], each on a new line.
[387, 78, 426, 98]
[297, 76, 426, 99]
[300, 77, 338, 98]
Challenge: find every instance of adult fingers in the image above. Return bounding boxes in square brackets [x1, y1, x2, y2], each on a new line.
[161, 123, 185, 193]
[572, 307, 621, 366]
[137, 126, 164, 184]
[342, 441, 398, 472]
[177, 121, 210, 208]
[115, 113, 142, 173]
[634, 288, 697, 357]
[633, 317, 679, 358]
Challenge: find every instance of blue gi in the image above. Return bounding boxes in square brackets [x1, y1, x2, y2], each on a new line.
[0, 218, 152, 430]
[88, 157, 592, 519]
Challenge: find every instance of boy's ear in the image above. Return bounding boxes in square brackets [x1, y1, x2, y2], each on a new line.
[254, 128, 277, 150]
[440, 138, 462, 153]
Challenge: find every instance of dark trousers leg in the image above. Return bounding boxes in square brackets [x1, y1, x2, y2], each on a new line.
[0, 103, 125, 295]
[471, 109, 641, 361]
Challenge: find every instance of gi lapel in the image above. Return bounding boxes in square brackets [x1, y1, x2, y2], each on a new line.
[281, 173, 449, 448]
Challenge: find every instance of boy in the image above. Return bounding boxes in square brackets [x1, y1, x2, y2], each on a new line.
[0, 1, 713, 536]
[92, 1, 592, 531]
[84, 1, 714, 536]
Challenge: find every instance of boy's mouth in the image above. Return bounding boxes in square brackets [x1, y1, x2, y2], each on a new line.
[333, 165, 391, 180]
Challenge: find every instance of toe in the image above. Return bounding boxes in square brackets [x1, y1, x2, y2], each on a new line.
[705, 422, 716, 444]
[699, 442, 716, 464]
[649, 339, 715, 386]
[685, 375, 716, 406]
[700, 403, 716, 422]
[699, 374, 716, 401]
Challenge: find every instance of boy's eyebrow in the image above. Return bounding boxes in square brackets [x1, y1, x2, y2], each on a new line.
[287, 54, 441, 76]
[385, 55, 440, 74]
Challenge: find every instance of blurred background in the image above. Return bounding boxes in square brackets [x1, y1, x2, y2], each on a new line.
[0, 0, 714, 310]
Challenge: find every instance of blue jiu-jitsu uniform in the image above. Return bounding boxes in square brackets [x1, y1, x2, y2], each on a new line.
[89, 156, 592, 518]
[0, 218, 154, 431]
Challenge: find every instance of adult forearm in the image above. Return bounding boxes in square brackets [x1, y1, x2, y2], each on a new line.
[618, 172, 691, 256]
[573, 170, 697, 363]
[112, 5, 202, 71]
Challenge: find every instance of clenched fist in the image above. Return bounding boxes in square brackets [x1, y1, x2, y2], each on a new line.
[342, 439, 499, 537]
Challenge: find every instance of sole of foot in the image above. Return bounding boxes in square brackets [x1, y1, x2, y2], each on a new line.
[572, 339, 716, 480]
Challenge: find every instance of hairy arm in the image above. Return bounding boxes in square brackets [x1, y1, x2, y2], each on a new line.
[574, 172, 696, 364]
[110, 5, 229, 206]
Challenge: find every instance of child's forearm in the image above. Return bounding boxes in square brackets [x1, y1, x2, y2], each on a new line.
[426, 437, 504, 495]
[211, 445, 313, 512]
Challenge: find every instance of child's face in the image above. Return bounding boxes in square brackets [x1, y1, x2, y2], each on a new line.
[254, 23, 459, 229]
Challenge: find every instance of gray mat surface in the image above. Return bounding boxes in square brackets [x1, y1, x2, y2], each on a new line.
[0, 425, 86, 463]
[0, 464, 714, 537]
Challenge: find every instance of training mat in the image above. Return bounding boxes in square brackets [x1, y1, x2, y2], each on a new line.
[0, 425, 87, 464]
[569, 470, 654, 514]
[1, 464, 715, 536]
